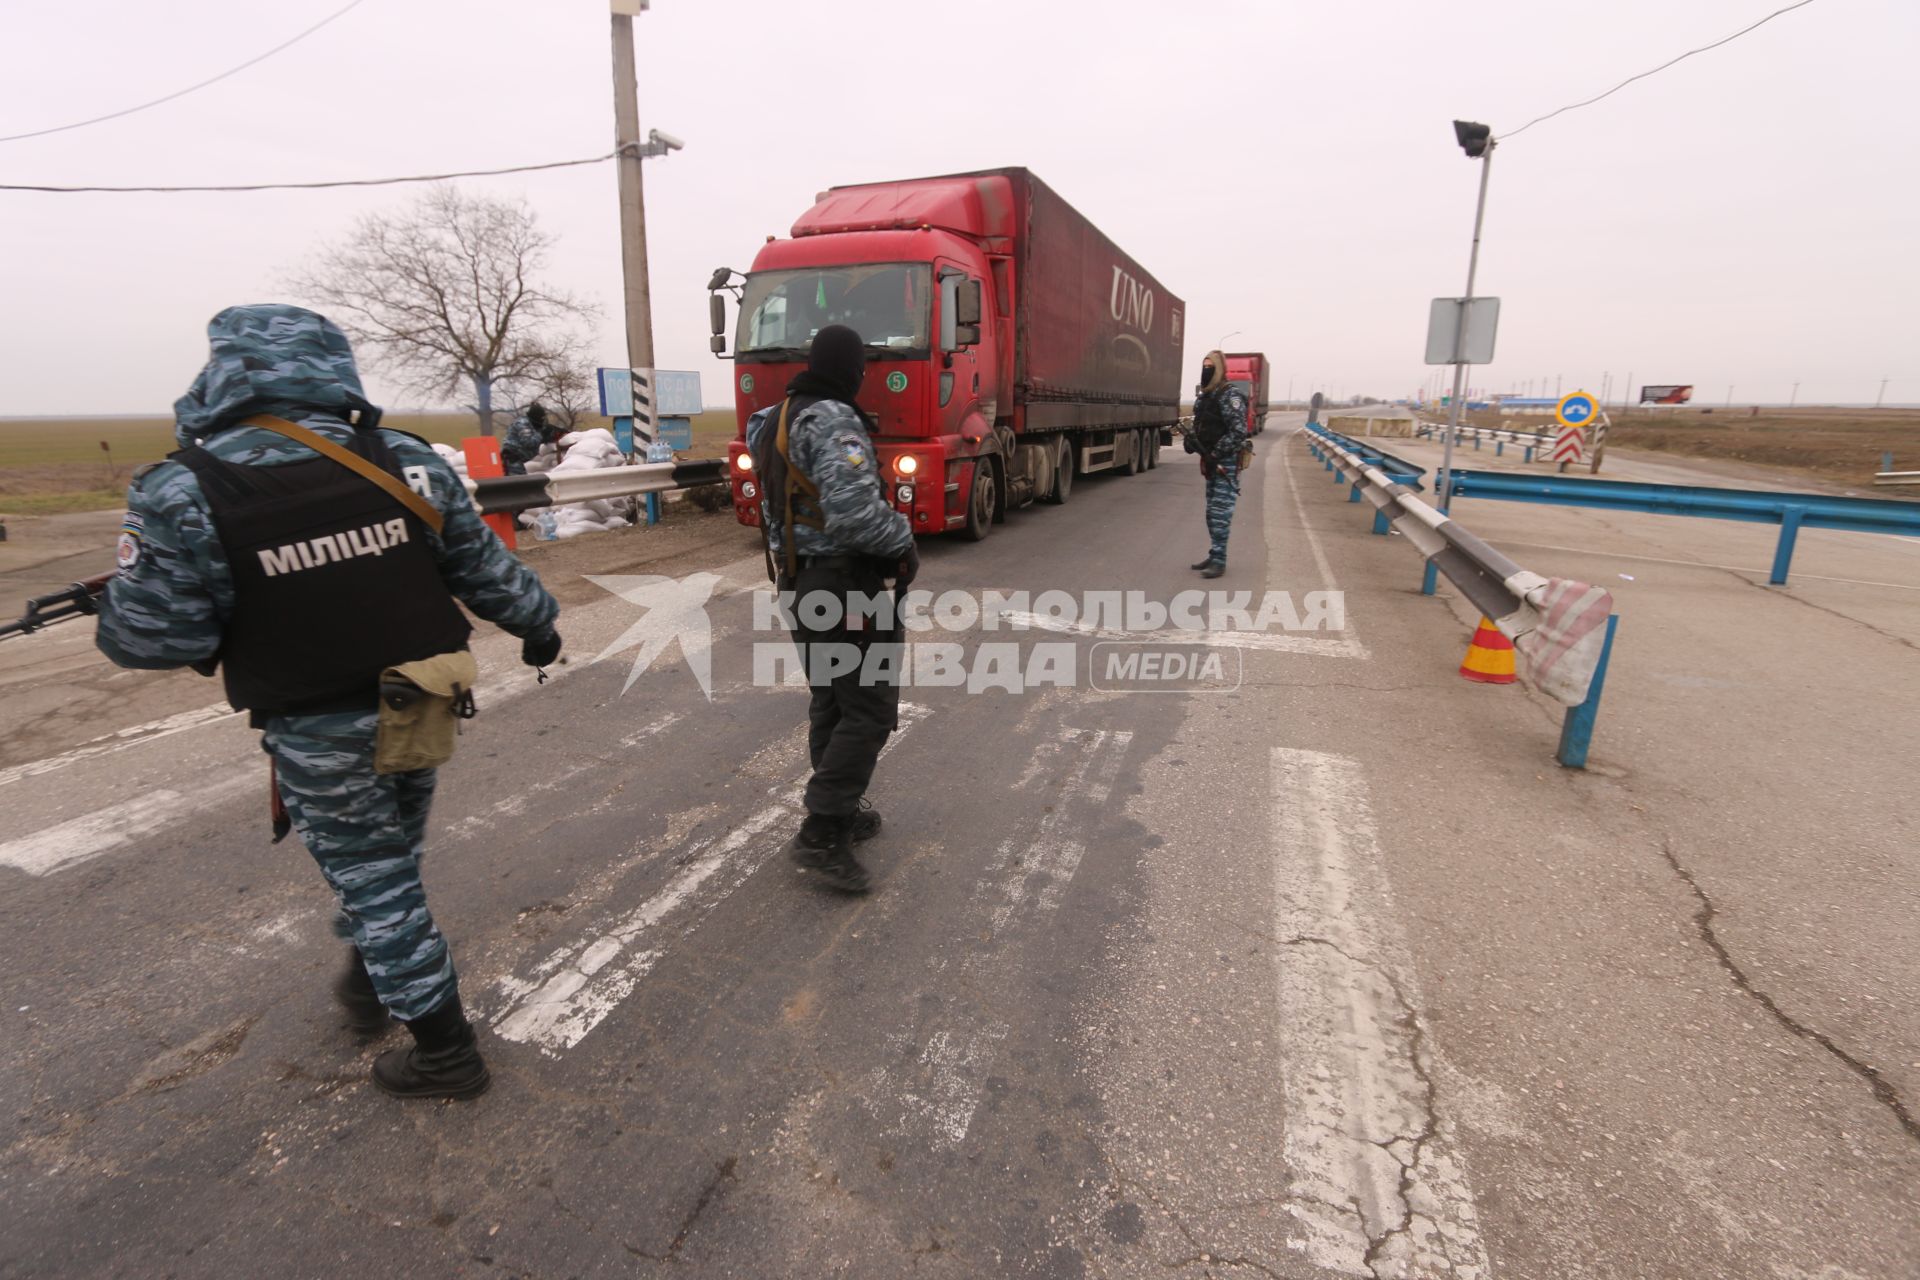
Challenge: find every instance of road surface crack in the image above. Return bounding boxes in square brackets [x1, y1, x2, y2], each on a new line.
[1661, 837, 1919, 1144]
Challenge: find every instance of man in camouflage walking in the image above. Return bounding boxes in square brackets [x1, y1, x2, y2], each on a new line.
[746, 325, 918, 894]
[1185, 349, 1251, 579]
[95, 304, 562, 1100]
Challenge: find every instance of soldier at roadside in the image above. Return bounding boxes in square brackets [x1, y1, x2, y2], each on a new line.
[1186, 349, 1250, 578]
[746, 324, 918, 894]
[95, 304, 562, 1101]
[501, 401, 561, 475]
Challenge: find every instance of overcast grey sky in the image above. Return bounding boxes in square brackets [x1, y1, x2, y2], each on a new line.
[2, 0, 1914, 416]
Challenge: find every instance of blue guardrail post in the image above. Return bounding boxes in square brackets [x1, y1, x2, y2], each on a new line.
[1770, 506, 1806, 584]
[1557, 615, 1621, 769]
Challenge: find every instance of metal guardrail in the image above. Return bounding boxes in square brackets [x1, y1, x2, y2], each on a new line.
[465, 458, 727, 516]
[1413, 418, 1571, 467]
[1304, 424, 1619, 767]
[1875, 471, 1920, 487]
[1443, 468, 1920, 585]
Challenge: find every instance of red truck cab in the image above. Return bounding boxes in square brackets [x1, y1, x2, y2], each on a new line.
[712, 169, 1182, 543]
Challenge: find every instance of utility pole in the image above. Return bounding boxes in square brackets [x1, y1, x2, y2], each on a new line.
[1725, 385, 1733, 408]
[610, 1, 656, 446]
[1623, 369, 1633, 416]
[1438, 124, 1493, 511]
[1877, 378, 1891, 409]
[1789, 381, 1799, 408]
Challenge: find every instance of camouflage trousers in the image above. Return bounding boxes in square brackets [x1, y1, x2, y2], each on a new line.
[261, 709, 458, 1023]
[1204, 458, 1241, 563]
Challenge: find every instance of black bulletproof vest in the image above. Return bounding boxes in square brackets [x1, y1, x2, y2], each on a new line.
[1193, 389, 1229, 452]
[172, 430, 472, 721]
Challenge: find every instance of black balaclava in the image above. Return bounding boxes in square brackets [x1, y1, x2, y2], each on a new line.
[526, 402, 550, 436]
[788, 324, 866, 404]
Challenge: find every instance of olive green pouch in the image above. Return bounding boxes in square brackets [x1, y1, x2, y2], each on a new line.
[374, 649, 479, 775]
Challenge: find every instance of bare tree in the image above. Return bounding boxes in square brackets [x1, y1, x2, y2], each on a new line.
[290, 185, 595, 435]
[505, 351, 599, 433]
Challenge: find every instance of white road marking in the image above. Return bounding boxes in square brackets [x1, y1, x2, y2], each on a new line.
[1270, 747, 1488, 1279]
[617, 710, 688, 748]
[489, 702, 933, 1055]
[1279, 428, 1354, 599]
[0, 774, 256, 877]
[868, 726, 1132, 1148]
[997, 611, 1366, 660]
[0, 703, 241, 789]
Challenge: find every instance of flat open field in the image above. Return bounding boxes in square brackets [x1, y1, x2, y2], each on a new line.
[1436, 405, 1920, 487]
[0, 410, 739, 517]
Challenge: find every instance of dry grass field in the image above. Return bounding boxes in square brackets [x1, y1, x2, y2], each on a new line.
[0, 410, 740, 516]
[1439, 405, 1920, 486]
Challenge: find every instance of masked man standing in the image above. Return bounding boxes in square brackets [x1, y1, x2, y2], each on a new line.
[746, 325, 918, 895]
[95, 304, 562, 1101]
[1185, 350, 1251, 579]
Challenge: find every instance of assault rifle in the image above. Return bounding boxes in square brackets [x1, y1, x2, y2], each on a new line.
[1, 572, 114, 640]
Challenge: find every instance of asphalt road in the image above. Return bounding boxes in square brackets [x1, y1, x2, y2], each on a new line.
[2, 416, 1915, 1279]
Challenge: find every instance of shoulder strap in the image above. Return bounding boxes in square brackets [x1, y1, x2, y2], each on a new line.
[169, 445, 264, 506]
[241, 414, 444, 535]
[774, 398, 801, 577]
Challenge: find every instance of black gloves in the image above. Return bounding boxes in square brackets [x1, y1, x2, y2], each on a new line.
[522, 626, 562, 668]
[894, 541, 921, 590]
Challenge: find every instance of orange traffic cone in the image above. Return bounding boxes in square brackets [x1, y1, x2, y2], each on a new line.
[1459, 616, 1517, 684]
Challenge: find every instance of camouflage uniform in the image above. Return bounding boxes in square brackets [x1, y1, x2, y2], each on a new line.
[1189, 383, 1251, 565]
[95, 305, 558, 1023]
[749, 399, 913, 566]
[500, 415, 548, 476]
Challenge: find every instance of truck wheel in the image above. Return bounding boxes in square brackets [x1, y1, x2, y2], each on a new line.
[962, 459, 996, 541]
[1043, 438, 1073, 505]
[1145, 428, 1159, 469]
[1121, 431, 1141, 476]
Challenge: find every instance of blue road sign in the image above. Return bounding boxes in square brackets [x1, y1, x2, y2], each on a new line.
[1557, 392, 1598, 427]
[658, 416, 692, 450]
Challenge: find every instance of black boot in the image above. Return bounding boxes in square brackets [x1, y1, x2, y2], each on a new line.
[1201, 561, 1226, 579]
[333, 948, 390, 1036]
[1190, 556, 1216, 570]
[788, 813, 871, 894]
[372, 995, 491, 1100]
[849, 799, 883, 844]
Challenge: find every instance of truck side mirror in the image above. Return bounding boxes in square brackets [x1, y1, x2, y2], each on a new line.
[709, 293, 727, 338]
[956, 279, 982, 327]
[955, 324, 981, 346]
[710, 335, 727, 354]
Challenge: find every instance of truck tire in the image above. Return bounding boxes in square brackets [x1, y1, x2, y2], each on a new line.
[1043, 438, 1073, 504]
[962, 458, 996, 541]
[1145, 428, 1159, 469]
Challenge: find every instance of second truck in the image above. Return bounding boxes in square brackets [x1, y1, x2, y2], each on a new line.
[709, 167, 1185, 541]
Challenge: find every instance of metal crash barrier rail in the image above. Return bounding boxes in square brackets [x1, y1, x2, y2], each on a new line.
[466, 458, 727, 516]
[1305, 423, 1619, 768]
[1442, 468, 1920, 586]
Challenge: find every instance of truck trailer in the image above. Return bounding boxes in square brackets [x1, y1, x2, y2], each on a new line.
[709, 168, 1185, 541]
[1222, 351, 1271, 436]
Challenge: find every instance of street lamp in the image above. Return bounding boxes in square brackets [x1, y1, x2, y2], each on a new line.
[1438, 120, 1494, 511]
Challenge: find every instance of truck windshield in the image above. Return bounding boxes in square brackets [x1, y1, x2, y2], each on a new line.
[737, 264, 932, 359]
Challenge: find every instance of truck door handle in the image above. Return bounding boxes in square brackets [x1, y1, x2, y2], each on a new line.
[972, 373, 980, 392]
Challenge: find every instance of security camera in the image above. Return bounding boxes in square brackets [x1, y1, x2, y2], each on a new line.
[648, 129, 685, 152]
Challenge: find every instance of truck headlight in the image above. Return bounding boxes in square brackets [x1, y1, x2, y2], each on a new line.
[735, 452, 753, 472]
[895, 454, 919, 476]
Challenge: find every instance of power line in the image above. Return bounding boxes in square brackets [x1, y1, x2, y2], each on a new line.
[1502, 0, 1818, 140]
[0, 0, 372, 145]
[0, 150, 619, 194]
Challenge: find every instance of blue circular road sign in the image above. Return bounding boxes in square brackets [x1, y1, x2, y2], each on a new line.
[1557, 392, 1597, 427]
